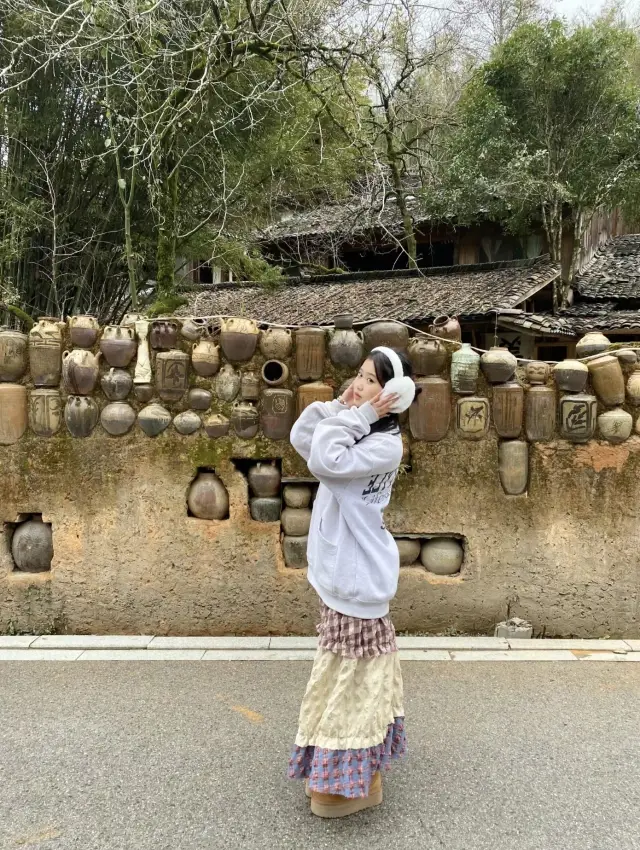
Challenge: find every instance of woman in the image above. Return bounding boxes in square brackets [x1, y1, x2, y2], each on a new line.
[288, 345, 417, 818]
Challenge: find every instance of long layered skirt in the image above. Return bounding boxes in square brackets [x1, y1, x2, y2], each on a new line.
[288, 601, 407, 799]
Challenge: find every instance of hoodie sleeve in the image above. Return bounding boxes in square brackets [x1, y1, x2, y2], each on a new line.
[307, 402, 401, 481]
[290, 399, 347, 462]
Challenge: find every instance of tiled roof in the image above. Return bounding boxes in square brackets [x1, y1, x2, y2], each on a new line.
[499, 305, 640, 337]
[575, 234, 640, 301]
[180, 257, 559, 325]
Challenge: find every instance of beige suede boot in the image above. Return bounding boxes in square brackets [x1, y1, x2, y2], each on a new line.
[310, 772, 382, 818]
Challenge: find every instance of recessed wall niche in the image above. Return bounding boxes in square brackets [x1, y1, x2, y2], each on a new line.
[4, 514, 53, 573]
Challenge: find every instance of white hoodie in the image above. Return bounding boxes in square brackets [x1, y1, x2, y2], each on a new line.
[290, 398, 403, 619]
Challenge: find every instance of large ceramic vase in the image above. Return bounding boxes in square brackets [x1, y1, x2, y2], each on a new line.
[100, 325, 137, 368]
[598, 408, 633, 444]
[525, 386, 556, 442]
[451, 343, 480, 394]
[220, 317, 259, 362]
[0, 328, 28, 382]
[409, 377, 450, 441]
[203, 413, 230, 438]
[248, 462, 281, 497]
[259, 327, 292, 360]
[297, 381, 333, 416]
[492, 382, 524, 438]
[231, 401, 259, 438]
[68, 315, 99, 348]
[64, 396, 99, 438]
[29, 389, 62, 437]
[408, 338, 447, 377]
[100, 402, 136, 435]
[261, 360, 289, 387]
[480, 347, 517, 383]
[588, 354, 625, 406]
[456, 397, 490, 440]
[261, 388, 294, 439]
[11, 517, 53, 572]
[553, 360, 588, 393]
[187, 471, 229, 520]
[420, 538, 463, 575]
[101, 368, 133, 401]
[137, 403, 171, 437]
[428, 315, 461, 343]
[498, 441, 529, 496]
[192, 338, 220, 377]
[29, 317, 64, 387]
[559, 394, 597, 442]
[62, 349, 101, 395]
[156, 350, 190, 401]
[296, 327, 326, 379]
[328, 328, 364, 368]
[149, 319, 179, 350]
[216, 364, 241, 402]
[626, 365, 640, 405]
[0, 383, 27, 445]
[362, 321, 409, 352]
[575, 332, 610, 358]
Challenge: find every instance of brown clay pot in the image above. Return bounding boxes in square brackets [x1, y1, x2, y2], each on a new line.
[559, 394, 597, 442]
[0, 383, 27, 445]
[248, 462, 281, 497]
[11, 517, 53, 572]
[492, 382, 524, 438]
[101, 368, 133, 401]
[480, 347, 517, 383]
[29, 318, 64, 386]
[281, 507, 312, 536]
[231, 401, 259, 438]
[64, 396, 99, 438]
[100, 325, 137, 368]
[328, 328, 364, 369]
[261, 389, 294, 440]
[100, 402, 136, 436]
[261, 360, 289, 387]
[408, 338, 447, 376]
[188, 388, 212, 410]
[203, 413, 230, 438]
[133, 383, 154, 403]
[156, 349, 190, 401]
[220, 317, 259, 362]
[588, 354, 625, 406]
[297, 381, 333, 417]
[137, 403, 171, 437]
[187, 471, 229, 520]
[241, 371, 260, 401]
[259, 327, 292, 360]
[173, 411, 202, 435]
[191, 338, 220, 377]
[29, 389, 62, 437]
[62, 349, 101, 395]
[0, 328, 28, 381]
[68, 315, 99, 348]
[553, 360, 588, 393]
[296, 327, 326, 380]
[409, 377, 450, 441]
[525, 386, 556, 442]
[216, 364, 241, 402]
[149, 319, 179, 350]
[362, 321, 409, 352]
[395, 538, 421, 566]
[525, 361, 551, 385]
[498, 440, 529, 495]
[456, 397, 490, 440]
[428, 315, 461, 342]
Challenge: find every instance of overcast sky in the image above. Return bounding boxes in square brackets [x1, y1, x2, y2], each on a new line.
[552, 0, 634, 19]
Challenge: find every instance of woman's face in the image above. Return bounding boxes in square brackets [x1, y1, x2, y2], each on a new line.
[352, 358, 383, 406]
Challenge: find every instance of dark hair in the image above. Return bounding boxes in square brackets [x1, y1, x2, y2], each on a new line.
[366, 348, 417, 435]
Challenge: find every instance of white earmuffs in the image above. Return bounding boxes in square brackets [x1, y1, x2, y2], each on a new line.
[370, 346, 416, 414]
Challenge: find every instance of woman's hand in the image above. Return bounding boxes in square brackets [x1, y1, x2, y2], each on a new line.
[339, 381, 357, 407]
[370, 390, 399, 419]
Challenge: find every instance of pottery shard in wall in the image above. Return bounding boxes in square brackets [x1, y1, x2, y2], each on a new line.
[133, 384, 154, 403]
[281, 507, 312, 536]
[283, 484, 312, 508]
[137, 403, 171, 437]
[191, 338, 220, 377]
[188, 387, 212, 410]
[68, 315, 99, 348]
[187, 471, 229, 520]
[554, 359, 588, 393]
[395, 538, 421, 566]
[149, 319, 179, 350]
[0, 384, 27, 444]
[598, 408, 633, 443]
[220, 317, 259, 362]
[408, 338, 447, 377]
[29, 389, 61, 437]
[525, 361, 551, 385]
[250, 498, 282, 522]
[480, 347, 517, 383]
[11, 517, 53, 572]
[173, 410, 202, 435]
[456, 397, 489, 440]
[0, 328, 28, 381]
[626, 366, 640, 405]
[409, 377, 450, 441]
[216, 363, 241, 402]
[559, 394, 597, 442]
[428, 315, 461, 343]
[261, 389, 294, 440]
[100, 325, 137, 368]
[241, 371, 260, 401]
[259, 327, 292, 360]
[62, 349, 101, 395]
[492, 382, 524, 438]
[231, 401, 259, 438]
[296, 327, 326, 380]
[100, 402, 136, 436]
[525, 386, 556, 442]
[362, 321, 409, 353]
[262, 360, 289, 387]
[499, 440, 529, 496]
[451, 343, 480, 394]
[420, 538, 463, 575]
[588, 354, 625, 407]
[282, 535, 308, 568]
[297, 381, 333, 417]
[248, 462, 281, 497]
[329, 328, 364, 369]
[575, 331, 610, 358]
[29, 317, 64, 387]
[101, 368, 133, 401]
[156, 349, 190, 402]
[203, 413, 230, 438]
[64, 396, 99, 438]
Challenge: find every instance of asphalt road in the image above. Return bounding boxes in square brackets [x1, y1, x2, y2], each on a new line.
[1, 661, 639, 850]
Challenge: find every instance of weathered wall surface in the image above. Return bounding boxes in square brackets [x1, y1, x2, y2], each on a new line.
[2, 428, 640, 638]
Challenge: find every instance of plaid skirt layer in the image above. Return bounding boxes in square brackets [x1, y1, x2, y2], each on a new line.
[317, 602, 397, 659]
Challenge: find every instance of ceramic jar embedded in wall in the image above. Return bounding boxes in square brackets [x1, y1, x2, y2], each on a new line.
[29, 389, 61, 437]
[204, 413, 230, 437]
[29, 317, 64, 386]
[137, 403, 171, 437]
[240, 371, 260, 401]
[409, 377, 450, 441]
[68, 315, 99, 348]
[525, 386, 556, 442]
[362, 321, 409, 352]
[420, 538, 463, 575]
[395, 538, 421, 566]
[498, 440, 529, 495]
[0, 383, 27, 445]
[428, 315, 461, 343]
[297, 381, 333, 416]
[62, 349, 101, 395]
[259, 327, 292, 360]
[231, 401, 259, 438]
[328, 327, 363, 369]
[248, 462, 281, 497]
[11, 517, 53, 573]
[296, 327, 326, 379]
[598, 408, 633, 443]
[188, 388, 212, 410]
[575, 331, 610, 358]
[187, 471, 229, 520]
[408, 338, 447, 377]
[456, 397, 489, 440]
[492, 382, 524, 438]
[559, 394, 597, 442]
[588, 354, 625, 406]
[0, 328, 28, 382]
[626, 365, 640, 405]
[156, 349, 190, 401]
[181, 317, 210, 342]
[451, 343, 480, 394]
[480, 347, 517, 383]
[173, 411, 201, 435]
[525, 361, 551, 386]
[101, 368, 132, 401]
[100, 325, 137, 368]
[261, 360, 289, 387]
[220, 317, 259, 362]
[101, 402, 136, 436]
[64, 396, 99, 438]
[150, 319, 179, 350]
[553, 359, 588, 393]
[261, 388, 295, 439]
[191, 338, 220, 377]
[281, 508, 311, 537]
[216, 364, 241, 402]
